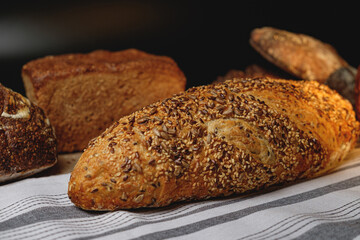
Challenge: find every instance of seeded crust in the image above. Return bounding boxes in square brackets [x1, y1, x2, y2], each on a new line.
[0, 84, 57, 183]
[22, 49, 186, 152]
[250, 27, 348, 83]
[68, 78, 359, 210]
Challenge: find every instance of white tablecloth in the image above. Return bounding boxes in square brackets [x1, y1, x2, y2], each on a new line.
[1, 149, 360, 240]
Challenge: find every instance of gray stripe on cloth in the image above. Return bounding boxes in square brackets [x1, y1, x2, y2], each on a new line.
[0, 194, 70, 221]
[83, 175, 360, 240]
[239, 198, 360, 240]
[293, 218, 360, 240]
[0, 206, 102, 231]
[0, 194, 68, 213]
[2, 162, 360, 239]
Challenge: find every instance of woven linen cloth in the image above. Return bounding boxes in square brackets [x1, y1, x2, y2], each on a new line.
[1, 148, 360, 240]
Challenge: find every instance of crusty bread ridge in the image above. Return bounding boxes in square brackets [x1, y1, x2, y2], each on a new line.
[68, 77, 359, 210]
[214, 64, 283, 84]
[0, 84, 57, 183]
[22, 49, 186, 153]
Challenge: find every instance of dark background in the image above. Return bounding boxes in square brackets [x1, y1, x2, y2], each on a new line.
[1, 0, 359, 95]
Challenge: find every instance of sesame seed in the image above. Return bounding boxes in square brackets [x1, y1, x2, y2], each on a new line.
[121, 192, 128, 201]
[149, 108, 157, 115]
[133, 163, 143, 173]
[134, 194, 144, 203]
[137, 116, 149, 124]
[153, 128, 161, 137]
[160, 131, 170, 140]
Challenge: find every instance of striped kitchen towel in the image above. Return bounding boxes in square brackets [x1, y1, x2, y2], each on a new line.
[1, 148, 360, 240]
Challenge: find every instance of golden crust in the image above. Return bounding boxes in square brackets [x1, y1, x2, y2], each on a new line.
[68, 77, 359, 211]
[22, 49, 183, 90]
[250, 27, 348, 83]
[22, 49, 186, 152]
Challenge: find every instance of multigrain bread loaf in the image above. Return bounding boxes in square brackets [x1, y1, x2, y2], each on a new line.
[0, 84, 57, 183]
[68, 77, 359, 210]
[22, 49, 186, 153]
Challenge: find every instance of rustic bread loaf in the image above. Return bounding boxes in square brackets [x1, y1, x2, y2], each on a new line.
[250, 27, 357, 106]
[250, 27, 349, 84]
[0, 84, 57, 183]
[68, 77, 359, 211]
[22, 49, 186, 153]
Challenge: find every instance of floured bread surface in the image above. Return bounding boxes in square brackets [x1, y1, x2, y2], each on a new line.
[0, 84, 57, 183]
[68, 78, 359, 211]
[22, 49, 186, 153]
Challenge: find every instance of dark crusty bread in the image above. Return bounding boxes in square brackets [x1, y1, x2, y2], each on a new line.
[355, 65, 360, 119]
[0, 84, 57, 183]
[68, 77, 359, 211]
[214, 64, 282, 84]
[22, 49, 186, 153]
[250, 27, 349, 83]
